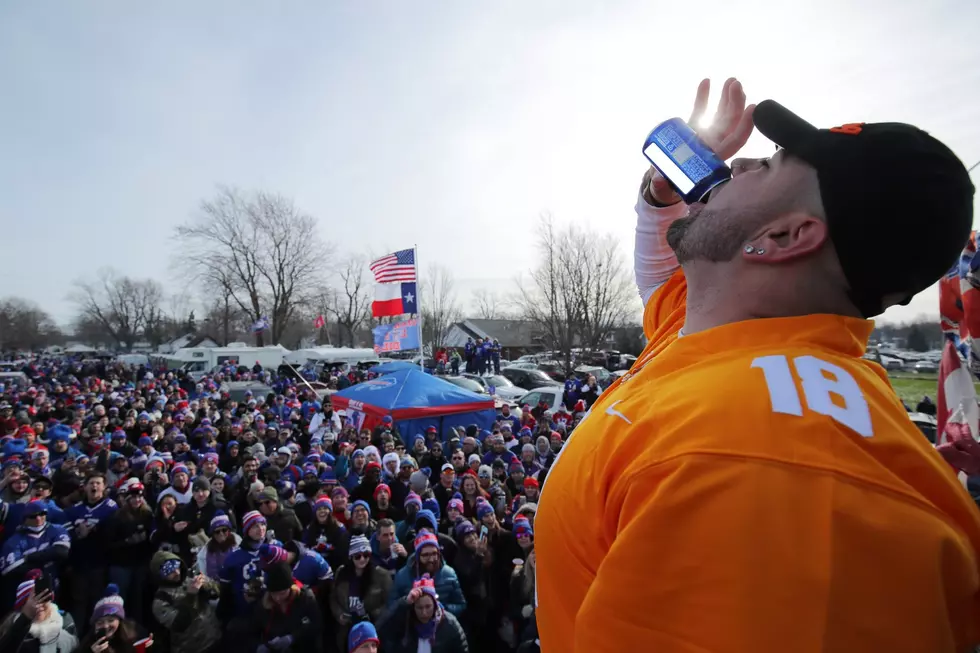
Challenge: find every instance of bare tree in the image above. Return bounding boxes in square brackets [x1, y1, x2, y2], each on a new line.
[473, 289, 501, 320]
[70, 268, 164, 351]
[174, 187, 332, 345]
[0, 298, 61, 351]
[514, 216, 580, 370]
[421, 264, 462, 351]
[322, 256, 372, 348]
[514, 215, 635, 368]
[564, 230, 637, 350]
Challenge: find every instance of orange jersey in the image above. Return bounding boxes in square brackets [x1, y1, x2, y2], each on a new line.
[535, 270, 980, 653]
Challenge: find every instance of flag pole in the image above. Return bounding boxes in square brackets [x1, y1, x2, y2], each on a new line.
[415, 244, 424, 371]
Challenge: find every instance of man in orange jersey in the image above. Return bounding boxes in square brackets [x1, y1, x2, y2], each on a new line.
[534, 77, 980, 653]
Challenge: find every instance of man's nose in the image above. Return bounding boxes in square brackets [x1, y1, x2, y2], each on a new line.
[731, 157, 767, 176]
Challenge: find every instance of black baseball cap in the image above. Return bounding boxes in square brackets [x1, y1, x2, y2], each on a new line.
[753, 100, 975, 317]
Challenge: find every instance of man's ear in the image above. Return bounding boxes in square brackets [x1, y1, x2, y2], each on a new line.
[742, 213, 828, 264]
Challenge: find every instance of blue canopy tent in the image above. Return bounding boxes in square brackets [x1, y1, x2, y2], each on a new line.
[371, 360, 422, 375]
[330, 368, 496, 444]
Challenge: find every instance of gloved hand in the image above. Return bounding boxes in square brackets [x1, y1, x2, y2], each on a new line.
[268, 635, 293, 651]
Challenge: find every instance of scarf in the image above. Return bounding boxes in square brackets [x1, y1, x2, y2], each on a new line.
[414, 603, 444, 643]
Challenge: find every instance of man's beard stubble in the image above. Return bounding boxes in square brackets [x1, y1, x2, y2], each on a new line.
[666, 204, 754, 265]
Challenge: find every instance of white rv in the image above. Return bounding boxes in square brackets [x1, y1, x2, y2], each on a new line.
[175, 344, 289, 380]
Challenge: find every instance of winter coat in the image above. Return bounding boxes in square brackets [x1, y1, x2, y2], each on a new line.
[262, 505, 303, 544]
[105, 505, 154, 568]
[0, 606, 77, 653]
[176, 495, 234, 541]
[251, 585, 322, 653]
[378, 602, 469, 653]
[329, 564, 392, 624]
[388, 559, 467, 617]
[150, 553, 222, 653]
[195, 533, 242, 579]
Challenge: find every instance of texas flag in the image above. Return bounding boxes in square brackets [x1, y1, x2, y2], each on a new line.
[372, 282, 417, 318]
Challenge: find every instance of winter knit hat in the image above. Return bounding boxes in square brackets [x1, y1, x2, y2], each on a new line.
[13, 570, 41, 611]
[415, 509, 438, 532]
[92, 584, 125, 623]
[192, 476, 210, 492]
[314, 496, 333, 513]
[454, 519, 477, 540]
[413, 573, 439, 601]
[404, 492, 422, 511]
[373, 483, 390, 500]
[348, 621, 380, 653]
[477, 465, 493, 479]
[476, 501, 494, 521]
[331, 486, 348, 498]
[265, 561, 294, 592]
[349, 535, 372, 557]
[422, 498, 441, 520]
[413, 531, 440, 555]
[513, 516, 533, 539]
[242, 510, 266, 536]
[258, 543, 289, 567]
[172, 464, 189, 478]
[351, 500, 371, 518]
[209, 510, 232, 534]
[448, 497, 464, 514]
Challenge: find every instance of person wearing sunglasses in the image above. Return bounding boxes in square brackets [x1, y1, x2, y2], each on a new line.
[329, 535, 392, 653]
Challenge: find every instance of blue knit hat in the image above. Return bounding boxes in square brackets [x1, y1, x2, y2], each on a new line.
[415, 508, 438, 532]
[422, 497, 441, 520]
[348, 621, 379, 652]
[351, 499, 371, 518]
[476, 500, 494, 521]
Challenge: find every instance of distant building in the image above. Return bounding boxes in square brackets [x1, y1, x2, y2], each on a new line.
[443, 319, 547, 359]
[156, 333, 220, 354]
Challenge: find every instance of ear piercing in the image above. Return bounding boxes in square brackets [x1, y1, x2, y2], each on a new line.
[743, 245, 766, 255]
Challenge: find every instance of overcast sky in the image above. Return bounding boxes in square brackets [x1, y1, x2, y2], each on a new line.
[1, 0, 978, 328]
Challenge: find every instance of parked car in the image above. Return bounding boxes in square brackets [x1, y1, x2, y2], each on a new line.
[461, 373, 527, 401]
[517, 386, 564, 411]
[574, 365, 614, 389]
[500, 367, 562, 390]
[535, 361, 568, 381]
[502, 361, 538, 370]
[913, 360, 939, 374]
[441, 375, 489, 395]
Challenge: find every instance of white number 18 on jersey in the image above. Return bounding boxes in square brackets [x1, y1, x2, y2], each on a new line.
[752, 354, 874, 438]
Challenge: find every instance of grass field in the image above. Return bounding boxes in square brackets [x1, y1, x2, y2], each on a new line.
[887, 371, 980, 406]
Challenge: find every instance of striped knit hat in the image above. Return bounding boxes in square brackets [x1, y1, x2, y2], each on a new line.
[413, 531, 440, 554]
[242, 510, 266, 536]
[349, 535, 372, 557]
[404, 492, 422, 511]
[13, 570, 41, 611]
[513, 516, 533, 539]
[314, 496, 333, 513]
[258, 543, 289, 567]
[208, 510, 232, 535]
[172, 464, 189, 478]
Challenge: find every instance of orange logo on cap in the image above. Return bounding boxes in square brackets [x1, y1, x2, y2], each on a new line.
[830, 123, 864, 135]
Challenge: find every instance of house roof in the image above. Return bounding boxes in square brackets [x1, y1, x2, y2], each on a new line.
[451, 319, 545, 348]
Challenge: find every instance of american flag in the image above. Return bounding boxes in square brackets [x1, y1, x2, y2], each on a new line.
[370, 248, 416, 283]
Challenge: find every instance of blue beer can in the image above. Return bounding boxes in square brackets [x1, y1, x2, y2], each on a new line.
[642, 118, 732, 204]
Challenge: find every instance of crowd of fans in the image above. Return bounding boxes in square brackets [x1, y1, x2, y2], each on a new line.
[0, 355, 588, 653]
